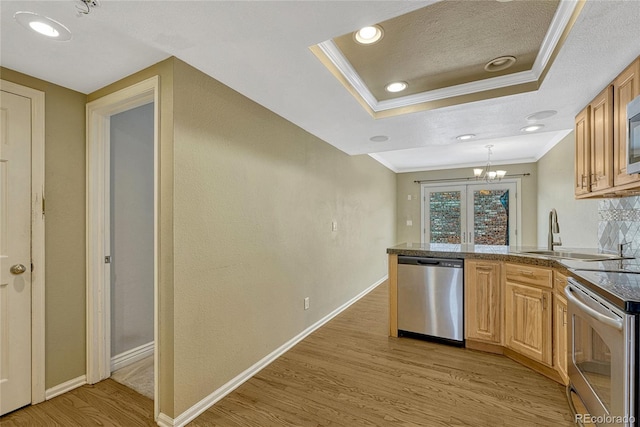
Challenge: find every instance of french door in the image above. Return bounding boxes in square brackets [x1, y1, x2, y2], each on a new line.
[421, 181, 518, 249]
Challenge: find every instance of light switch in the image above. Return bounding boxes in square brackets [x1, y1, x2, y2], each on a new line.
[407, 194, 412, 201]
[331, 221, 338, 231]
[406, 220, 413, 226]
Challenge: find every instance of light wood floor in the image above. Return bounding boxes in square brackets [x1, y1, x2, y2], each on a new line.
[1, 282, 574, 426]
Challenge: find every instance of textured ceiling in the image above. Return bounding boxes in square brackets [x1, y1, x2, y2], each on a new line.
[334, 0, 559, 100]
[1, 1, 639, 173]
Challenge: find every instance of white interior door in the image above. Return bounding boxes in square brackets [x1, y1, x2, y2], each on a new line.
[0, 90, 32, 415]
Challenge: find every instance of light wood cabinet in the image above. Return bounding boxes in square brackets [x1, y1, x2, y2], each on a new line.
[589, 86, 614, 192]
[504, 263, 553, 366]
[575, 56, 640, 198]
[553, 271, 569, 385]
[614, 58, 640, 187]
[465, 260, 501, 344]
[575, 106, 591, 196]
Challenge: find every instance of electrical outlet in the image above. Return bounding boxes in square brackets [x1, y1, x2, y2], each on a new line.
[407, 194, 412, 201]
[406, 220, 413, 226]
[304, 297, 310, 310]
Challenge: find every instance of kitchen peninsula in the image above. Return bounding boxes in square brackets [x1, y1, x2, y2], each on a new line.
[387, 242, 640, 387]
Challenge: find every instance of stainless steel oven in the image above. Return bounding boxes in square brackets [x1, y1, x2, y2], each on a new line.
[566, 278, 636, 426]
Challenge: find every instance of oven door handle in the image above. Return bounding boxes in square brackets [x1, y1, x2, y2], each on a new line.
[565, 285, 623, 331]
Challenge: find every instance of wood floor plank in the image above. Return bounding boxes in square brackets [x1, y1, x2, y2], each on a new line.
[1, 281, 574, 426]
[189, 282, 573, 426]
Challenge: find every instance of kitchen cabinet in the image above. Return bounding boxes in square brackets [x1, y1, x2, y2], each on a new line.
[465, 260, 501, 344]
[575, 106, 591, 196]
[575, 56, 640, 198]
[589, 86, 614, 193]
[614, 58, 640, 187]
[553, 271, 569, 385]
[504, 263, 553, 366]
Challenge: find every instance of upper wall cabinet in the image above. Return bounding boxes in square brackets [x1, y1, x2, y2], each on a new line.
[589, 86, 614, 193]
[614, 59, 640, 187]
[575, 56, 640, 199]
[575, 106, 591, 196]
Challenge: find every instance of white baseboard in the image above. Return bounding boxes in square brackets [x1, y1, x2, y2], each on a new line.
[156, 412, 174, 427]
[111, 341, 154, 372]
[161, 275, 387, 427]
[45, 375, 87, 400]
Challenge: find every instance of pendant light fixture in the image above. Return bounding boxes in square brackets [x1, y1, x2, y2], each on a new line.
[473, 145, 506, 182]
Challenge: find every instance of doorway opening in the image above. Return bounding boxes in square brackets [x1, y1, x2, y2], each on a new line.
[107, 102, 155, 399]
[86, 77, 159, 419]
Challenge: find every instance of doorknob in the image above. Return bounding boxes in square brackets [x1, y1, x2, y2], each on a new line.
[10, 264, 27, 275]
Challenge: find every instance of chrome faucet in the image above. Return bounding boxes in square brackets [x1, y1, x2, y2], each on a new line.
[548, 208, 562, 251]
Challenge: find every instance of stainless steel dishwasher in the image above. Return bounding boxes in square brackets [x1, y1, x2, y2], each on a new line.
[397, 256, 464, 346]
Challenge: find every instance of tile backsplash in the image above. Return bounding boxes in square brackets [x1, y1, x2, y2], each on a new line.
[599, 196, 640, 257]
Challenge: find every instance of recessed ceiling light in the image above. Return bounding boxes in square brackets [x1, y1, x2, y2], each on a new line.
[14, 11, 72, 41]
[369, 135, 389, 142]
[354, 25, 384, 45]
[456, 134, 476, 141]
[521, 124, 545, 132]
[385, 81, 408, 93]
[525, 110, 557, 121]
[484, 56, 517, 72]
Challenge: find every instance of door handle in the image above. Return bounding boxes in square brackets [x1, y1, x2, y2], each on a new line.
[565, 285, 623, 331]
[10, 264, 27, 275]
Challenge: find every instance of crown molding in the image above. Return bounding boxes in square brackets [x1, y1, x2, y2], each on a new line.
[315, 0, 582, 117]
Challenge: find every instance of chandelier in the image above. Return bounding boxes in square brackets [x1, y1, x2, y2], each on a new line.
[473, 145, 506, 182]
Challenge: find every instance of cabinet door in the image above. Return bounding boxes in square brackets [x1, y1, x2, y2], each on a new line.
[575, 106, 591, 196]
[614, 58, 640, 186]
[505, 282, 553, 366]
[590, 86, 614, 192]
[553, 293, 568, 385]
[465, 260, 501, 343]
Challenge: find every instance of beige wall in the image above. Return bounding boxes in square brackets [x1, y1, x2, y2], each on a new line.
[171, 59, 396, 414]
[396, 163, 538, 246]
[537, 132, 599, 248]
[1, 67, 87, 388]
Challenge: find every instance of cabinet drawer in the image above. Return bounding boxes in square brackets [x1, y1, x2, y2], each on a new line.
[505, 263, 552, 288]
[553, 270, 568, 295]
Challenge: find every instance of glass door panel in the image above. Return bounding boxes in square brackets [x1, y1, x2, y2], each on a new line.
[573, 317, 612, 411]
[470, 188, 510, 250]
[423, 186, 465, 248]
[430, 191, 461, 243]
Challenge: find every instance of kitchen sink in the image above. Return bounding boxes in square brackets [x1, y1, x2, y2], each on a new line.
[518, 250, 629, 261]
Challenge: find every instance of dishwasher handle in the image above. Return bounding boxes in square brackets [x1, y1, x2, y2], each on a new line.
[417, 259, 441, 265]
[398, 256, 463, 268]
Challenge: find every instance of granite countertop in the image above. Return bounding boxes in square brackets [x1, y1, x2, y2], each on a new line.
[387, 243, 606, 268]
[388, 242, 640, 313]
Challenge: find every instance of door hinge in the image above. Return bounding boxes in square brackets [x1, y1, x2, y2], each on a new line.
[31, 263, 34, 272]
[42, 196, 45, 214]
[105, 256, 111, 264]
